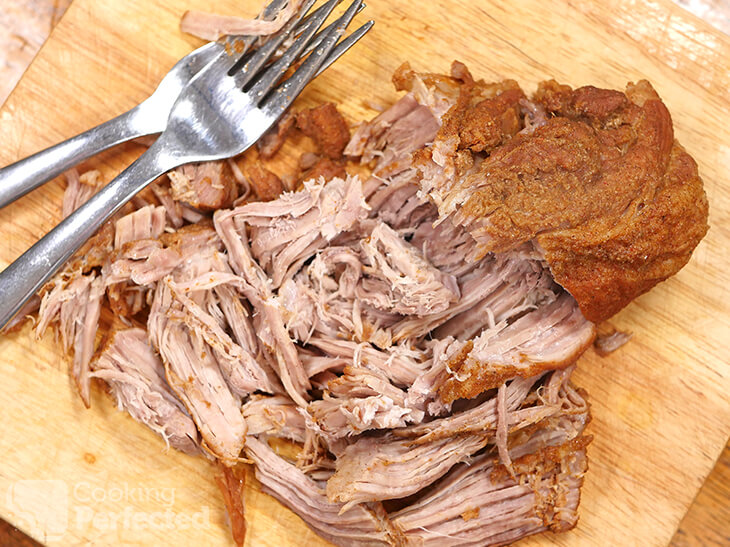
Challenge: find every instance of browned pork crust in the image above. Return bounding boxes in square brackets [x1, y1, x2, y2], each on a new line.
[415, 63, 708, 322]
[296, 103, 351, 160]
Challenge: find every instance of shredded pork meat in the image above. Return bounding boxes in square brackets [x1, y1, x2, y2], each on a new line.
[62, 169, 102, 218]
[91, 328, 200, 454]
[181, 0, 305, 41]
[6, 55, 710, 547]
[169, 161, 239, 211]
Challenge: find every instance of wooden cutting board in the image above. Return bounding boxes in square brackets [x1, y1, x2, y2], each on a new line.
[1, 0, 728, 545]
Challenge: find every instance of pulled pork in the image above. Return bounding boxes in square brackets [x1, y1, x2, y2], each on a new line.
[296, 103, 351, 160]
[181, 0, 306, 41]
[169, 161, 239, 211]
[10, 58, 709, 547]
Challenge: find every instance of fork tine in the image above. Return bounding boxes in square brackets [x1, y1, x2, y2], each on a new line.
[204, 0, 307, 88]
[294, 2, 366, 58]
[228, 0, 351, 83]
[312, 20, 373, 78]
[229, 0, 359, 68]
[245, 0, 343, 102]
[228, 0, 318, 88]
[263, 0, 367, 115]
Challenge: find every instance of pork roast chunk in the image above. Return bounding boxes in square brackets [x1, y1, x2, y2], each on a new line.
[296, 103, 351, 160]
[412, 64, 708, 322]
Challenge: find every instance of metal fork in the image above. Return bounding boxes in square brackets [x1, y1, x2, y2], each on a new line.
[0, 45, 224, 211]
[0, 0, 363, 210]
[0, 0, 371, 329]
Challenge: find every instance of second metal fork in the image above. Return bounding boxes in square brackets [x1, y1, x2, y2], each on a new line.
[0, 0, 372, 328]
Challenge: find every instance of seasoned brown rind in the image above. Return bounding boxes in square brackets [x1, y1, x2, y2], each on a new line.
[534, 82, 709, 321]
[417, 65, 709, 322]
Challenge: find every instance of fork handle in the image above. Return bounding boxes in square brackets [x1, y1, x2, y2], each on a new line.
[0, 104, 162, 209]
[0, 140, 179, 329]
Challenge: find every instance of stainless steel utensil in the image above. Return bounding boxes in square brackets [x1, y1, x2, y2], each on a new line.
[0, 43, 224, 210]
[0, 0, 371, 329]
[0, 0, 365, 209]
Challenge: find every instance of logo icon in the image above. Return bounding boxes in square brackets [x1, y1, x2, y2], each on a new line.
[6, 480, 68, 542]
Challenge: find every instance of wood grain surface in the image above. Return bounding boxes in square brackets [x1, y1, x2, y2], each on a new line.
[672, 443, 730, 546]
[0, 1, 729, 546]
[674, 0, 730, 35]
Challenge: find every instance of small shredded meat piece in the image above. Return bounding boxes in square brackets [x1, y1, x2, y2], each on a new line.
[308, 366, 425, 442]
[1, 295, 40, 334]
[300, 156, 347, 184]
[258, 110, 296, 159]
[360, 222, 460, 316]
[181, 0, 305, 40]
[114, 205, 167, 249]
[437, 294, 595, 402]
[227, 175, 368, 289]
[296, 103, 351, 159]
[148, 277, 248, 465]
[105, 239, 182, 287]
[243, 395, 306, 443]
[36, 271, 104, 408]
[326, 433, 492, 512]
[345, 93, 424, 161]
[151, 181, 184, 228]
[169, 161, 239, 211]
[62, 169, 102, 218]
[245, 163, 284, 201]
[216, 465, 247, 547]
[594, 328, 632, 356]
